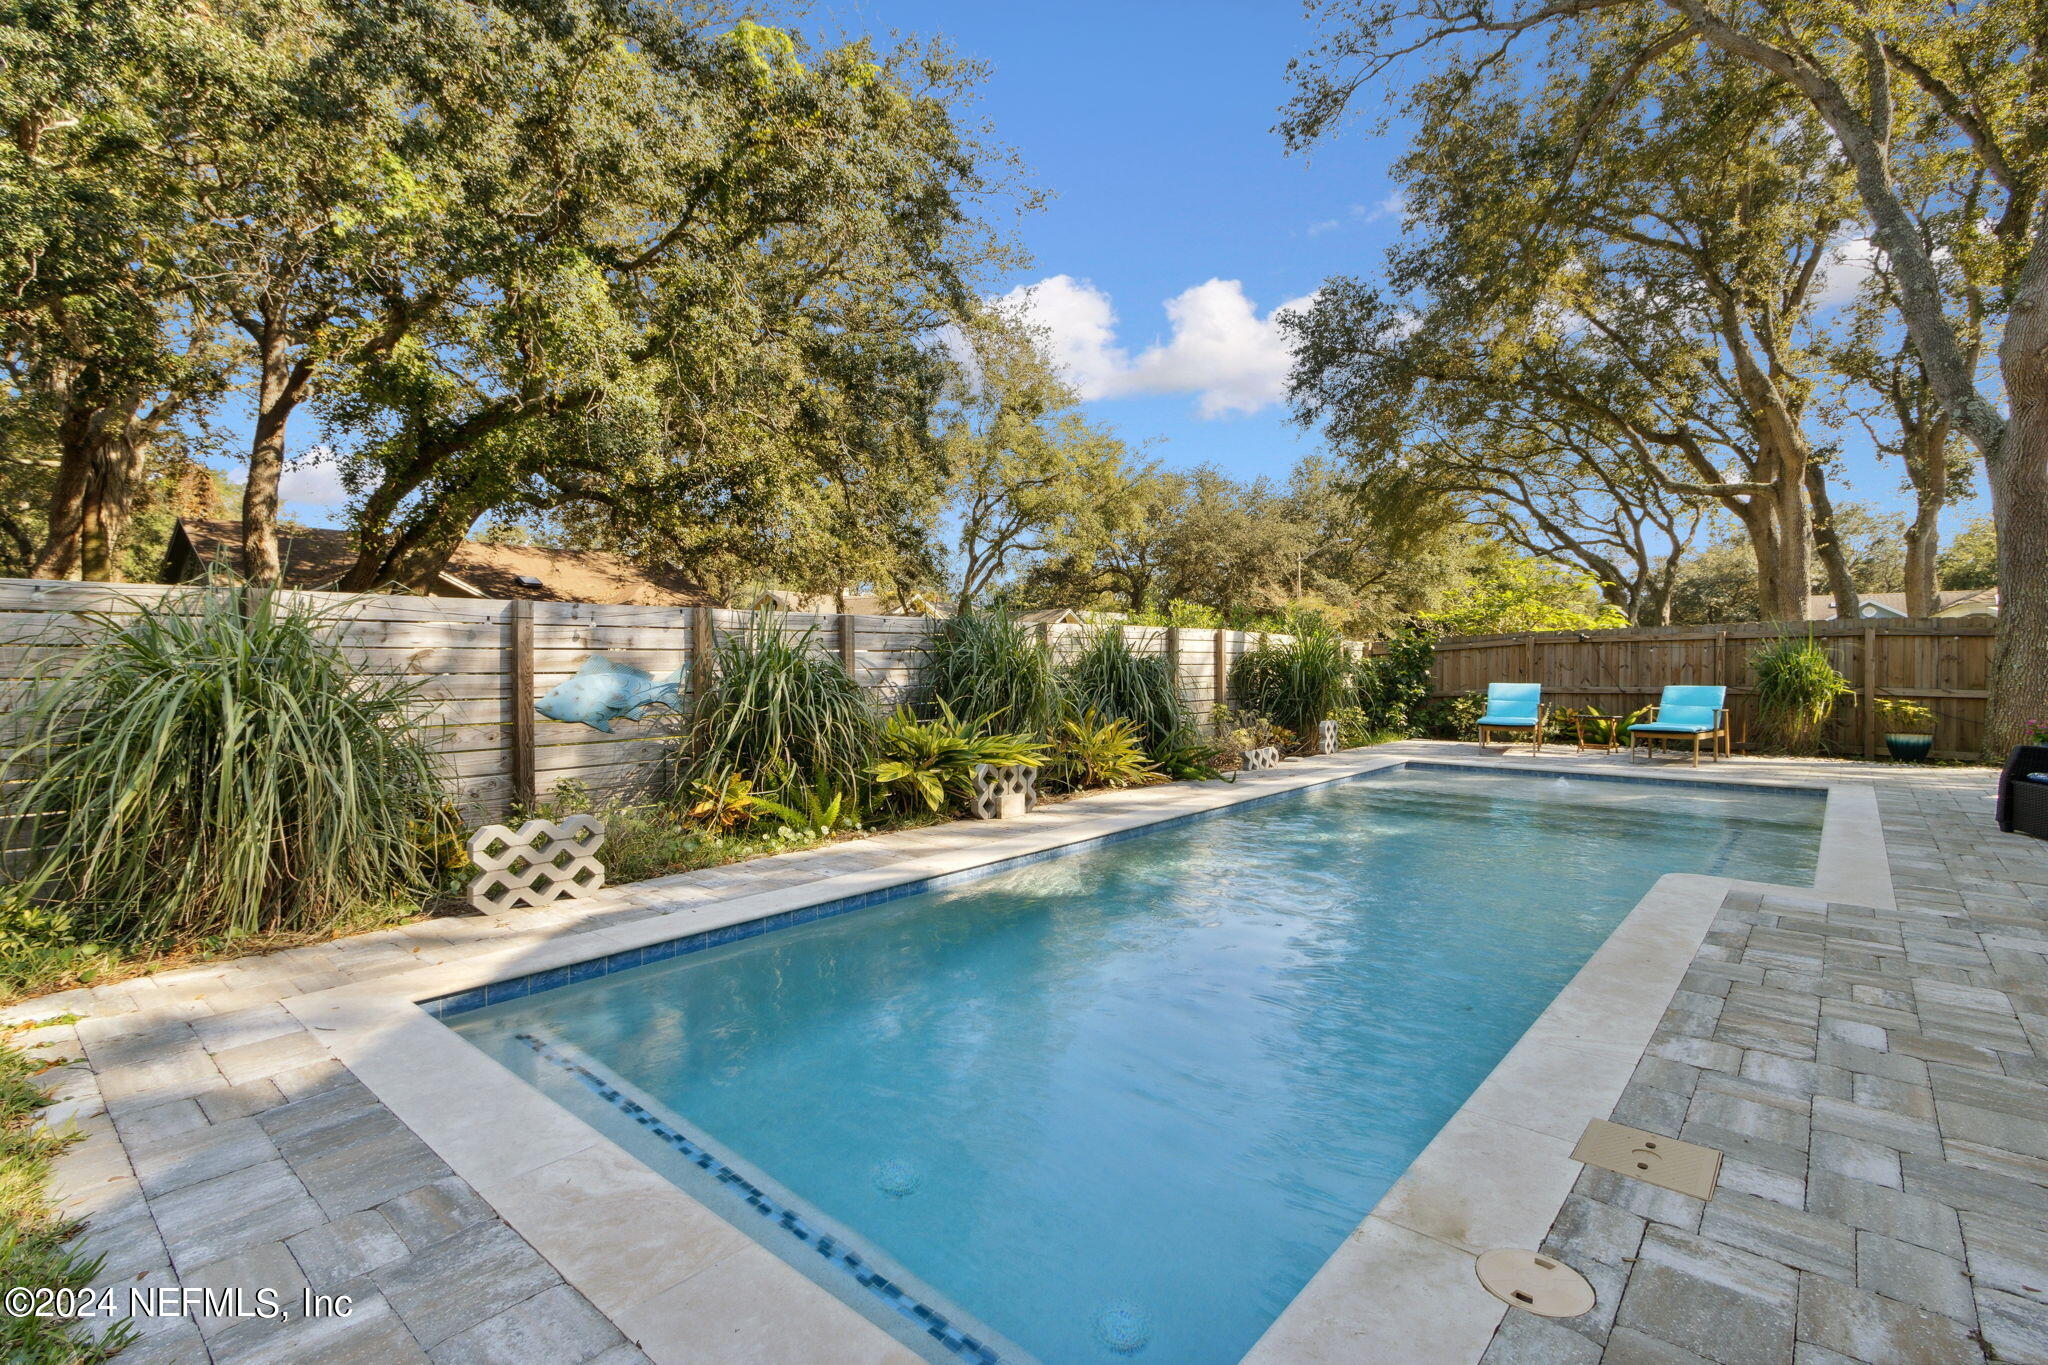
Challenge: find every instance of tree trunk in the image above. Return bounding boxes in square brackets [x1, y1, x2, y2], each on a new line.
[242, 319, 313, 588]
[1987, 259, 2048, 752]
[1805, 464, 1860, 621]
[31, 445, 88, 578]
[1901, 430, 1946, 618]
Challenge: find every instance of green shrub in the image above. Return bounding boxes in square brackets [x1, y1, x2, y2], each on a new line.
[925, 609, 1061, 736]
[1228, 623, 1350, 742]
[1414, 691, 1486, 740]
[1873, 698, 1935, 734]
[1062, 628, 1186, 752]
[1355, 628, 1436, 734]
[1212, 706, 1295, 766]
[1149, 734, 1229, 781]
[1560, 704, 1652, 748]
[1, 586, 455, 948]
[677, 612, 877, 796]
[869, 704, 1048, 812]
[1044, 711, 1161, 791]
[1752, 633, 1854, 753]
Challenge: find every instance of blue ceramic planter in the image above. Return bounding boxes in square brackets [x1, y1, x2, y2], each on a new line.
[1885, 733, 1935, 762]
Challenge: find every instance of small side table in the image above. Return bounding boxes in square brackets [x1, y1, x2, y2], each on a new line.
[1570, 713, 1624, 754]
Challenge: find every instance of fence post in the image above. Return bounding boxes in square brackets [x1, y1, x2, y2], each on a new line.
[1523, 632, 1535, 682]
[1213, 628, 1229, 717]
[691, 605, 714, 700]
[1164, 624, 1182, 713]
[1862, 624, 1878, 758]
[509, 600, 535, 811]
[837, 612, 858, 677]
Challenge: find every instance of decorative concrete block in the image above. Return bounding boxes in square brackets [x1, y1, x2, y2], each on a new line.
[1242, 746, 1282, 771]
[969, 763, 1037, 820]
[467, 817, 606, 912]
[1317, 719, 1339, 754]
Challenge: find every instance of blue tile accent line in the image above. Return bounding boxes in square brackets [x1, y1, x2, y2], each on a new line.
[513, 1031, 1003, 1365]
[421, 759, 1824, 1022]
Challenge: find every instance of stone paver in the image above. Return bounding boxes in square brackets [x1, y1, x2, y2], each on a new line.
[1480, 750, 2046, 1365]
[7, 743, 2041, 1363]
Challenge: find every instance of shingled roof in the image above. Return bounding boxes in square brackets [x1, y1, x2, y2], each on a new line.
[162, 519, 718, 607]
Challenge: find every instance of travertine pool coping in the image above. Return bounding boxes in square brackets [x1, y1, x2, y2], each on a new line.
[285, 750, 1891, 1365]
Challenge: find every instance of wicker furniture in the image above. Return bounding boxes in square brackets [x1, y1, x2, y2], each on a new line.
[1997, 746, 2048, 840]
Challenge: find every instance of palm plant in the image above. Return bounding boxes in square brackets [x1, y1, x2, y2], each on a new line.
[1062, 627, 1186, 752]
[926, 609, 1061, 735]
[677, 612, 877, 797]
[1752, 632, 1855, 753]
[2, 586, 454, 946]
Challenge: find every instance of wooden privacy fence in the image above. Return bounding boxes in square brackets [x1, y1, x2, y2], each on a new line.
[0, 578, 1308, 818]
[1413, 618, 1998, 759]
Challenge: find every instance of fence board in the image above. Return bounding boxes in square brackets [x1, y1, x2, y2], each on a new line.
[1401, 618, 1998, 760]
[0, 578, 1358, 816]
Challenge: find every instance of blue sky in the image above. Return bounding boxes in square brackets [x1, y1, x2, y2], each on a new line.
[272, 0, 1973, 537]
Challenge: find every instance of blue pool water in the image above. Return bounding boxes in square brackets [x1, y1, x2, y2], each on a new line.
[449, 767, 1821, 1364]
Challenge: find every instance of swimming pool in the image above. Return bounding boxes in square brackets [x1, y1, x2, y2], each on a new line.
[445, 766, 1822, 1364]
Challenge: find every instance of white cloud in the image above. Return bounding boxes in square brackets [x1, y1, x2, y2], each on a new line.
[1366, 191, 1407, 222]
[1305, 218, 1341, 236]
[1814, 237, 1879, 309]
[999, 274, 1315, 418]
[279, 450, 350, 509]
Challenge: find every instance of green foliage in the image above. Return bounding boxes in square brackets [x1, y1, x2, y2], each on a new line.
[529, 782, 868, 888]
[1414, 691, 1487, 741]
[1355, 628, 1436, 733]
[0, 1031, 131, 1364]
[751, 780, 864, 839]
[1211, 707, 1296, 765]
[1, 586, 454, 949]
[683, 774, 761, 832]
[925, 610, 1061, 736]
[1061, 628, 1186, 753]
[1421, 552, 1630, 636]
[1873, 698, 1935, 735]
[868, 704, 1048, 813]
[1937, 518, 1997, 591]
[678, 615, 878, 797]
[1562, 705, 1653, 748]
[1227, 621, 1351, 742]
[1149, 735, 1230, 782]
[1751, 634, 1855, 753]
[1044, 711, 1160, 792]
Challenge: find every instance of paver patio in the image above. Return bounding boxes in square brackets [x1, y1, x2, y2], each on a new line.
[7, 741, 2043, 1364]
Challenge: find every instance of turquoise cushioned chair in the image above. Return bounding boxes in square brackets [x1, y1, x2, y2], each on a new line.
[1628, 684, 1730, 767]
[1476, 682, 1547, 752]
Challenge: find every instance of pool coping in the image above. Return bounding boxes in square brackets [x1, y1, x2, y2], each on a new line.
[284, 750, 1891, 1365]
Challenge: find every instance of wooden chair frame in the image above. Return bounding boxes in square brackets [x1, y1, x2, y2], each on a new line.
[1478, 702, 1550, 753]
[1629, 706, 1732, 767]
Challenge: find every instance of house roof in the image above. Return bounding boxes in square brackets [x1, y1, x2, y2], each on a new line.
[1805, 588, 1999, 620]
[165, 519, 718, 607]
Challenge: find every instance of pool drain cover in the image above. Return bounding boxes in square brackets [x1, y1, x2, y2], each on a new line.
[1476, 1249, 1595, 1318]
[1572, 1118, 1722, 1200]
